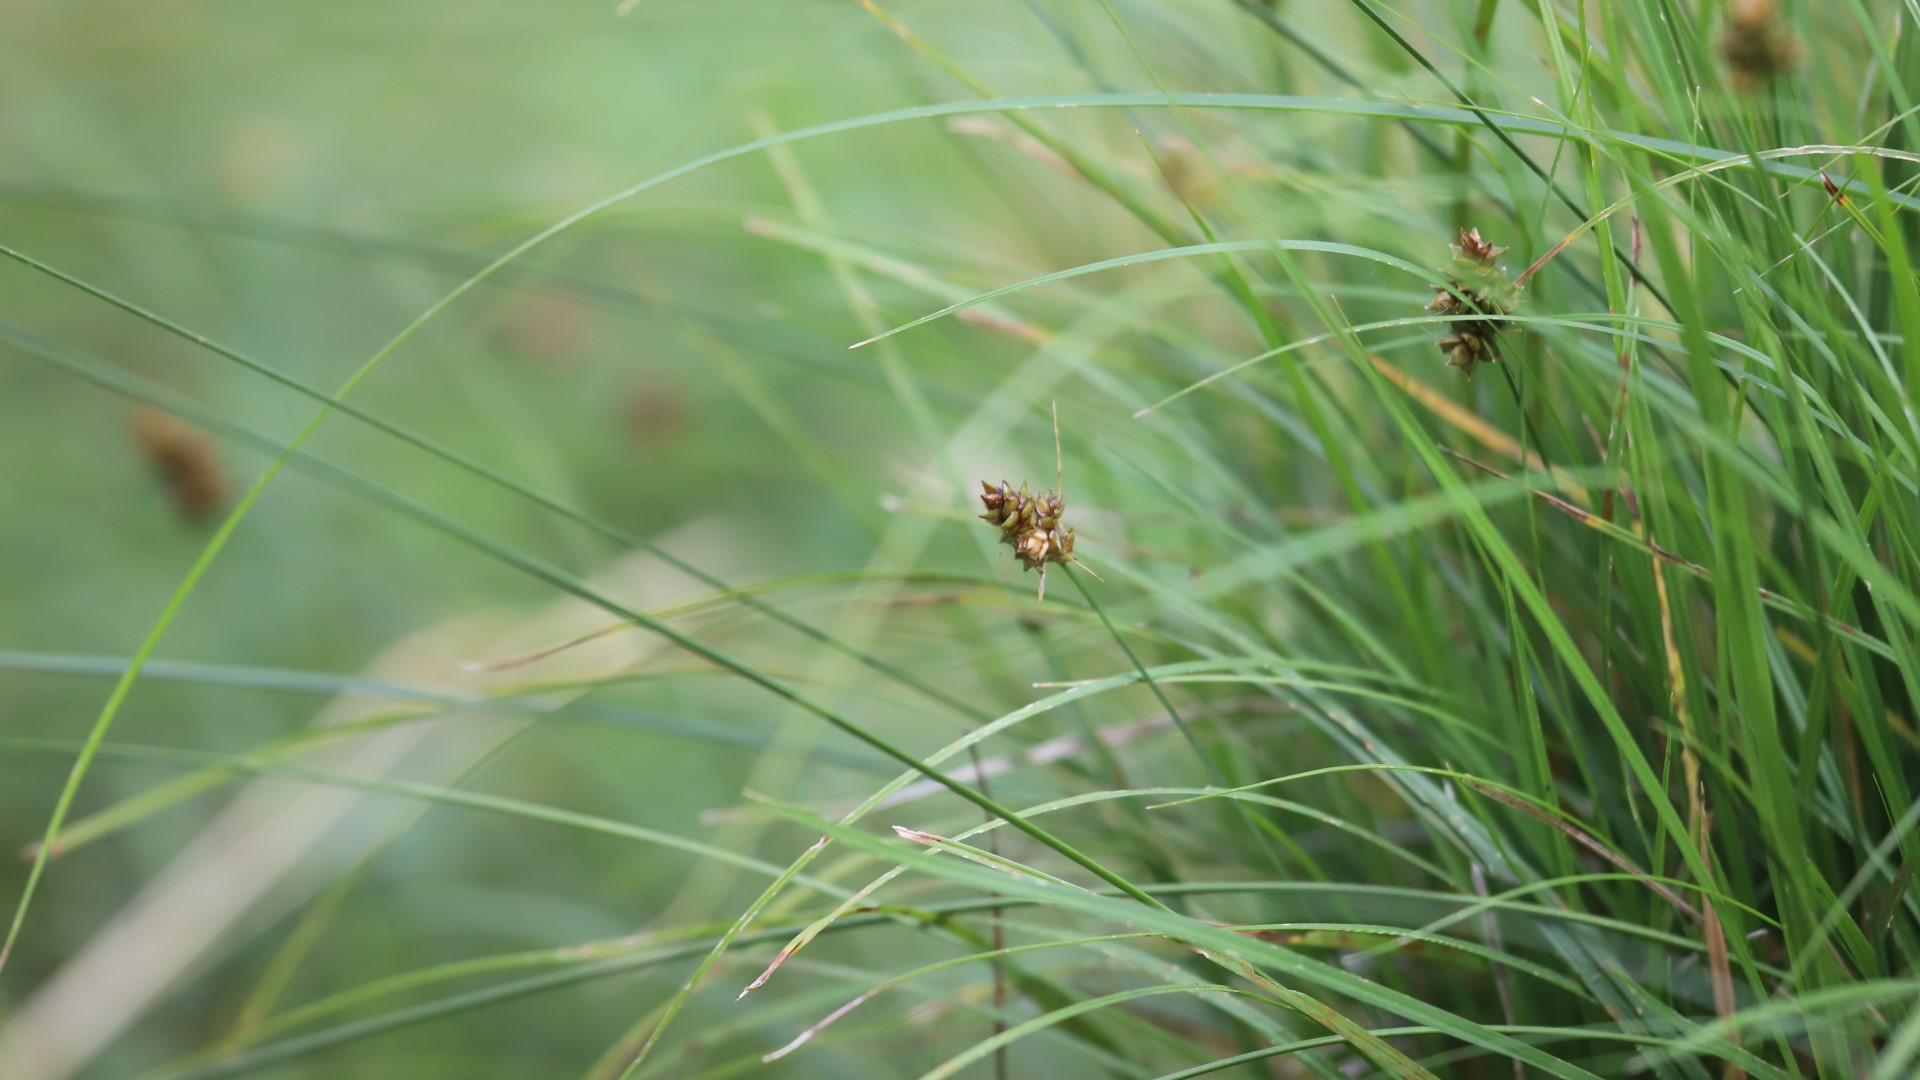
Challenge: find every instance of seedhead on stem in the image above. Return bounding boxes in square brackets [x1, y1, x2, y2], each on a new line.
[1426, 227, 1522, 379]
[977, 403, 1094, 600]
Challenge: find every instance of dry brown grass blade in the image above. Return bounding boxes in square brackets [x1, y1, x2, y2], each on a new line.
[1372, 355, 1589, 503]
[1462, 779, 1704, 923]
[1700, 814, 1743, 1080]
[1439, 447, 1883, 652]
[461, 619, 632, 673]
[1774, 628, 1920, 749]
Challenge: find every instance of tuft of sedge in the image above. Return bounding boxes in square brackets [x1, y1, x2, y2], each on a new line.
[1721, 0, 1802, 92]
[1425, 227, 1522, 379]
[131, 407, 225, 520]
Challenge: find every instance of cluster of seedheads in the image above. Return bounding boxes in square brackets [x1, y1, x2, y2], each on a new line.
[1427, 227, 1522, 379]
[969, 235, 1533, 592]
[977, 404, 1093, 601]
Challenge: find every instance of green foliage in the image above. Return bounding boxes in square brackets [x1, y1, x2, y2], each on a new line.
[2, 1, 1918, 1077]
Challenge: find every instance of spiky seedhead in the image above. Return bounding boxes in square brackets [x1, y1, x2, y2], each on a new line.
[978, 480, 1076, 573]
[1426, 227, 1522, 378]
[1451, 227, 1507, 265]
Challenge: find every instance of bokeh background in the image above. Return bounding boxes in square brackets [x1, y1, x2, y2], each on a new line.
[2, 3, 1331, 1075]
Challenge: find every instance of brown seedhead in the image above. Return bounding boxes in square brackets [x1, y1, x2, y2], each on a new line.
[132, 408, 225, 520]
[978, 480, 1077, 580]
[977, 403, 1093, 600]
[1427, 227, 1522, 379]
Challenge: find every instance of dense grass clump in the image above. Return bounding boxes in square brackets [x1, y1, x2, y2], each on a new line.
[2, 1, 1919, 1077]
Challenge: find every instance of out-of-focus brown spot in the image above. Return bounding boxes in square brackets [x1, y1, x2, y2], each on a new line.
[622, 378, 687, 447]
[1722, 0, 1802, 92]
[132, 407, 225, 520]
[506, 292, 589, 368]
